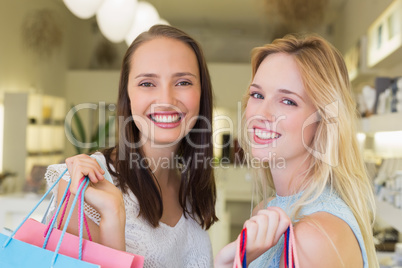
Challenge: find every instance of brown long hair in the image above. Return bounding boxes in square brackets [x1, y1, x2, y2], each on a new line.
[103, 25, 217, 229]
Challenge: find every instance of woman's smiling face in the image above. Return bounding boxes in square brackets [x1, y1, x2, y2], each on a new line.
[245, 52, 318, 165]
[127, 37, 201, 147]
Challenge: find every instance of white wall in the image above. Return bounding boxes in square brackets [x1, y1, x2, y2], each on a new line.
[64, 70, 120, 157]
[332, 0, 402, 90]
[0, 0, 71, 98]
[333, 0, 394, 53]
[209, 63, 251, 111]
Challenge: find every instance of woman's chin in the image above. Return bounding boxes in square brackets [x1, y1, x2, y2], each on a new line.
[149, 137, 182, 147]
[250, 148, 276, 162]
[250, 149, 286, 168]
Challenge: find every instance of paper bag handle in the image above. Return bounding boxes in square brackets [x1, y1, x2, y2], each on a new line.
[2, 168, 69, 248]
[284, 224, 299, 268]
[233, 227, 247, 268]
[52, 177, 89, 265]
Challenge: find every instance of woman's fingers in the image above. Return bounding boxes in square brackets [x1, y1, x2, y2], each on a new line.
[265, 207, 291, 243]
[65, 154, 106, 194]
[242, 207, 291, 264]
[245, 209, 280, 248]
[66, 155, 105, 179]
[258, 209, 280, 246]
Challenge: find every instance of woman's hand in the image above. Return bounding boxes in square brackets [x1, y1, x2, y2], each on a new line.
[214, 207, 290, 267]
[243, 207, 290, 265]
[58, 154, 126, 251]
[65, 154, 124, 216]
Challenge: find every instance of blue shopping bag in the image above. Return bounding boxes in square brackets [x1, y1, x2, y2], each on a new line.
[0, 233, 99, 268]
[0, 169, 100, 268]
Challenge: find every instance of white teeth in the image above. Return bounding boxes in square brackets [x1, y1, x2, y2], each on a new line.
[255, 129, 279, 140]
[151, 114, 180, 123]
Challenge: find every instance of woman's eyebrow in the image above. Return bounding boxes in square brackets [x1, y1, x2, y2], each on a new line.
[278, 88, 304, 101]
[249, 83, 262, 89]
[135, 73, 159, 79]
[135, 72, 197, 79]
[173, 72, 197, 78]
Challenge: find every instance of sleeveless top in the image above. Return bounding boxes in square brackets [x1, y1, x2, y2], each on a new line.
[249, 186, 368, 268]
[44, 152, 213, 268]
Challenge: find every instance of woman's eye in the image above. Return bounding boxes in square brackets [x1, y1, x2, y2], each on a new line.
[176, 81, 192, 86]
[282, 99, 297, 106]
[250, 92, 264, 99]
[139, 82, 154, 87]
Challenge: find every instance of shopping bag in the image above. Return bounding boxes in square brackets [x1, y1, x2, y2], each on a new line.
[283, 224, 299, 268]
[0, 233, 99, 268]
[14, 218, 144, 268]
[0, 171, 99, 268]
[2, 167, 144, 268]
[233, 227, 247, 268]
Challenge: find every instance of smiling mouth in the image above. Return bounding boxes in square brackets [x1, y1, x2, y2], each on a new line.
[254, 128, 281, 140]
[148, 113, 184, 123]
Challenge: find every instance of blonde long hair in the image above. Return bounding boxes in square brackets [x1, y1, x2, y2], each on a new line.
[241, 33, 378, 267]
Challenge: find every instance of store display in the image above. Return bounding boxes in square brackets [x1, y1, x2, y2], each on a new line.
[374, 77, 394, 114]
[374, 158, 402, 209]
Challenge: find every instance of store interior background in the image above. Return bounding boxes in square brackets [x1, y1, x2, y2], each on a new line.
[1, 0, 402, 265]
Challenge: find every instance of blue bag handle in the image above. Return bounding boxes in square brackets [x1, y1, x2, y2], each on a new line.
[2, 168, 90, 267]
[41, 194, 55, 224]
[43, 175, 72, 249]
[52, 177, 89, 266]
[2, 168, 69, 247]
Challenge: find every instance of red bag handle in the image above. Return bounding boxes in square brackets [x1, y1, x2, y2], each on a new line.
[284, 224, 299, 268]
[44, 176, 92, 241]
[233, 227, 247, 268]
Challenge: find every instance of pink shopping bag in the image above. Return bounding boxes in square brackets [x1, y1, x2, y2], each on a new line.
[14, 217, 144, 268]
[13, 168, 144, 268]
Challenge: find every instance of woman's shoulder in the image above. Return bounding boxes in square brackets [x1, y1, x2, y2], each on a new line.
[293, 211, 363, 267]
[45, 162, 69, 184]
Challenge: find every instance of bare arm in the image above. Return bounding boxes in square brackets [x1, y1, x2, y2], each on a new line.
[291, 212, 363, 268]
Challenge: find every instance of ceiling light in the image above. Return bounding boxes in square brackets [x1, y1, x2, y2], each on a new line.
[96, 0, 138, 43]
[125, 1, 159, 46]
[63, 0, 104, 19]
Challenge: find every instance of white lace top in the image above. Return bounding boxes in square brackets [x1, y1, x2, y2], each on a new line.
[44, 152, 213, 268]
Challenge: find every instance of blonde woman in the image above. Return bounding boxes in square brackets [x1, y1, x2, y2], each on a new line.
[215, 34, 378, 267]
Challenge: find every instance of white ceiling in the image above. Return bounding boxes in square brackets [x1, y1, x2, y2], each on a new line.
[146, 0, 347, 62]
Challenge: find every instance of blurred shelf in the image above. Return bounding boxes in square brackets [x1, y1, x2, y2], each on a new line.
[367, 0, 402, 69]
[359, 113, 402, 133]
[376, 196, 402, 232]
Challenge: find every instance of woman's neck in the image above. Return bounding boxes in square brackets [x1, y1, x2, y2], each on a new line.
[270, 155, 311, 196]
[141, 140, 180, 187]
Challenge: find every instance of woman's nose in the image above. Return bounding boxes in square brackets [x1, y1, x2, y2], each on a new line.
[156, 85, 176, 105]
[255, 100, 275, 122]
